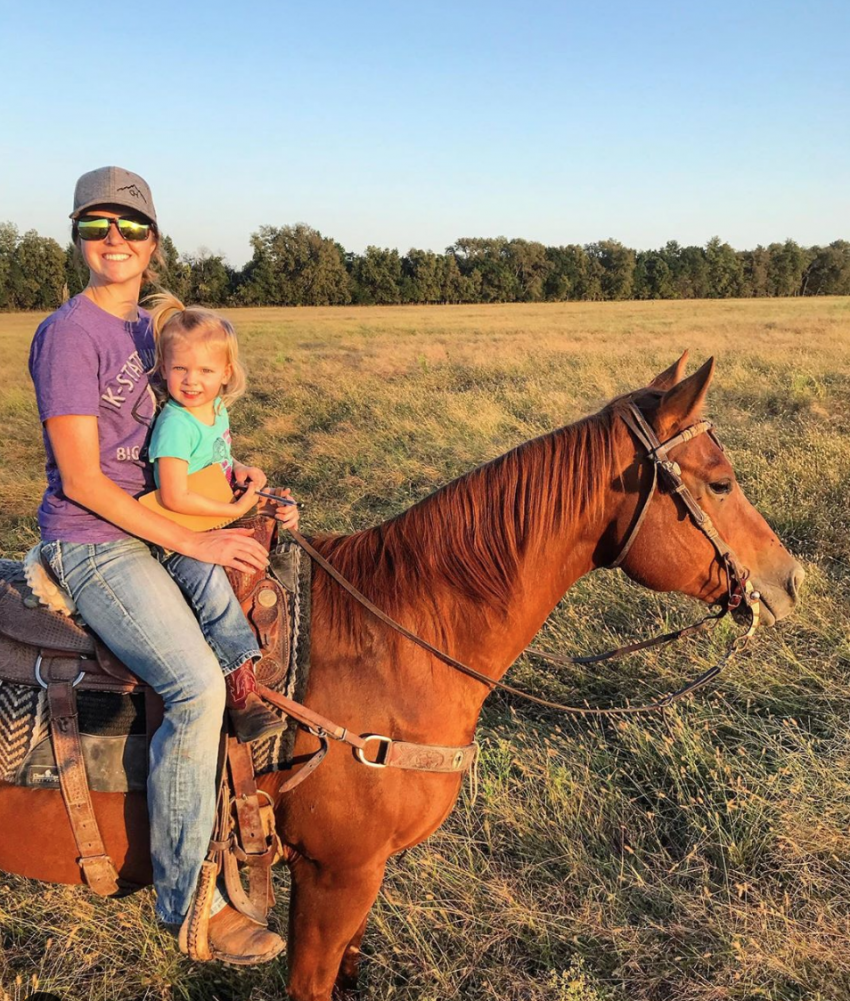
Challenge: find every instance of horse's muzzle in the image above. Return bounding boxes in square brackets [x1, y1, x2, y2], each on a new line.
[749, 561, 805, 627]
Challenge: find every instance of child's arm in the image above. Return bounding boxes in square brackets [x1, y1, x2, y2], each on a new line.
[157, 457, 259, 517]
[44, 415, 268, 572]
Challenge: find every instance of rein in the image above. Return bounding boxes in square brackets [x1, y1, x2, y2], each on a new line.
[281, 403, 761, 719]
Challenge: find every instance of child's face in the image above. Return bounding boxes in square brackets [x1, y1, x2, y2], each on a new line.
[163, 338, 232, 411]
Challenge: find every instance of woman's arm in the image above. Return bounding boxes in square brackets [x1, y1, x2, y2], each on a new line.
[157, 456, 258, 518]
[46, 415, 269, 572]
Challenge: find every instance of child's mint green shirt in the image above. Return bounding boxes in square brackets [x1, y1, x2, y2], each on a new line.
[148, 398, 234, 487]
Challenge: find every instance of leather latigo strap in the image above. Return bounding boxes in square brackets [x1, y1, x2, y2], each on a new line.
[256, 683, 478, 774]
[40, 653, 121, 896]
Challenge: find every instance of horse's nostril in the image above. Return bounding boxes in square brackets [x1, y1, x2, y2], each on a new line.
[788, 564, 806, 601]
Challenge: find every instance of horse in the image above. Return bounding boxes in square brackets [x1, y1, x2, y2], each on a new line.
[0, 355, 803, 1000]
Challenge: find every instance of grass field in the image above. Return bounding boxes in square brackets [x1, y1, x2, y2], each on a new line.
[1, 297, 850, 1001]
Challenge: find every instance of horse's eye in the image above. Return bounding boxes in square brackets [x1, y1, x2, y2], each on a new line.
[708, 479, 733, 496]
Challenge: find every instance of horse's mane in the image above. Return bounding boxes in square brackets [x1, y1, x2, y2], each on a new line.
[312, 394, 647, 640]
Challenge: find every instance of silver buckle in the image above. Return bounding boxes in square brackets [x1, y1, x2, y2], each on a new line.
[354, 734, 393, 769]
[34, 654, 86, 689]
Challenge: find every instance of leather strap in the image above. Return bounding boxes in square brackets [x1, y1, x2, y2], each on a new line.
[224, 737, 276, 924]
[609, 448, 658, 569]
[42, 655, 121, 896]
[277, 733, 330, 794]
[257, 683, 478, 772]
[282, 533, 740, 717]
[228, 739, 267, 853]
[381, 739, 479, 773]
[178, 858, 217, 961]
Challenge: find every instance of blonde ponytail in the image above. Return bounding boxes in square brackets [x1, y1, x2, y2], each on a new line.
[147, 291, 187, 343]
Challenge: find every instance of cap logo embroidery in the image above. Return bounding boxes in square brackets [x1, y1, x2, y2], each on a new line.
[116, 183, 148, 204]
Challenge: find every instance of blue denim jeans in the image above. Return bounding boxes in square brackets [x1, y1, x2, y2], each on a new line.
[40, 537, 252, 924]
[159, 551, 260, 675]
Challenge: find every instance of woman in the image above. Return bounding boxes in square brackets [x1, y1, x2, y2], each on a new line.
[29, 166, 296, 964]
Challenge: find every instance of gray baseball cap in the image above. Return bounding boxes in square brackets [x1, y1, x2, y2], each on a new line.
[70, 166, 157, 224]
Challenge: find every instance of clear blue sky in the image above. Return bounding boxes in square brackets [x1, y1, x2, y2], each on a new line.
[1, 0, 847, 267]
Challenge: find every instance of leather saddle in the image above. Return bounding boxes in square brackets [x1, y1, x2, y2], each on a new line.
[0, 515, 292, 697]
[0, 512, 293, 910]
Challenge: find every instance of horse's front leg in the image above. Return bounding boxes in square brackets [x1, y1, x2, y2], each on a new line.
[286, 856, 386, 1001]
[333, 912, 369, 999]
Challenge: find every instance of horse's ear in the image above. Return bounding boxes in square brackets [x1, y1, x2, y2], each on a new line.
[656, 357, 714, 436]
[648, 350, 689, 391]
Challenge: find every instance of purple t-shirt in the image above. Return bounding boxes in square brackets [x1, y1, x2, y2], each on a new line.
[29, 294, 157, 542]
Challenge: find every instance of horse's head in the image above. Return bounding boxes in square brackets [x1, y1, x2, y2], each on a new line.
[603, 353, 804, 625]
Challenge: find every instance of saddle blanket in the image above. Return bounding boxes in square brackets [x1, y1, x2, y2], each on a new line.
[0, 542, 312, 792]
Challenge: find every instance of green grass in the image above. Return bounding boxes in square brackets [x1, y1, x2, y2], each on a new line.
[2, 297, 850, 1001]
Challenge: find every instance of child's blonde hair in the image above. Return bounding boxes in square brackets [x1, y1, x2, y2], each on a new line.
[146, 292, 247, 410]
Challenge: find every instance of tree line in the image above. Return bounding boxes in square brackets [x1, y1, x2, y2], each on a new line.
[1, 220, 848, 311]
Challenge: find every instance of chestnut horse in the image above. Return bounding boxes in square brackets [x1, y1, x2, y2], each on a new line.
[0, 356, 803, 1000]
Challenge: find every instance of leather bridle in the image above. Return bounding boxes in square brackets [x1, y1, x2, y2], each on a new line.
[281, 402, 761, 718]
[609, 403, 759, 610]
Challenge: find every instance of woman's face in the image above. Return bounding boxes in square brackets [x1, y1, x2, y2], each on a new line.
[78, 207, 157, 287]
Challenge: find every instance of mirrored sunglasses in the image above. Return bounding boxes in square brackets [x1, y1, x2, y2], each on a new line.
[77, 216, 153, 242]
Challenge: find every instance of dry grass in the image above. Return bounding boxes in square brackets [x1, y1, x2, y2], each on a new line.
[2, 297, 850, 1001]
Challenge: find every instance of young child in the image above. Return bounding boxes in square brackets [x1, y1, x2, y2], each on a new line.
[146, 292, 298, 743]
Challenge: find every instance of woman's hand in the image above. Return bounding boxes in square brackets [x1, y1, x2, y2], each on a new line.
[185, 527, 270, 573]
[233, 462, 267, 492]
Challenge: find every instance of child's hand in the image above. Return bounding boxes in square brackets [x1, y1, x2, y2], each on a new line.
[272, 488, 300, 532]
[232, 480, 260, 515]
[256, 487, 300, 530]
[233, 463, 267, 492]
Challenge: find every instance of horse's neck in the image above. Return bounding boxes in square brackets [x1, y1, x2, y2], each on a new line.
[365, 419, 617, 727]
[427, 496, 605, 682]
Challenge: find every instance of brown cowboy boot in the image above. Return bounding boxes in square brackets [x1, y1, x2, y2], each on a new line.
[225, 661, 288, 743]
[206, 903, 286, 966]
